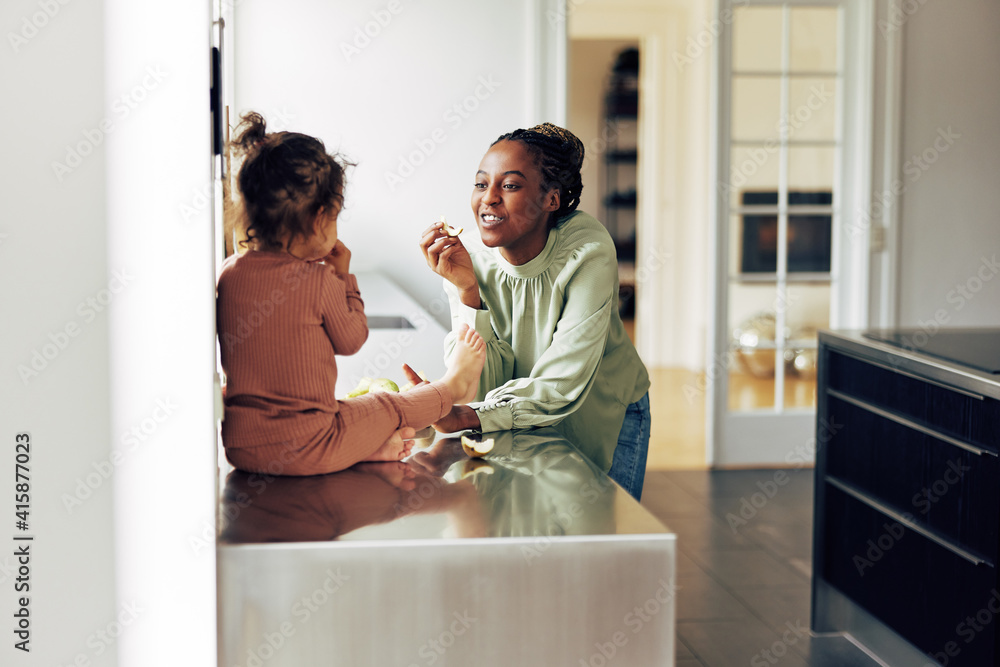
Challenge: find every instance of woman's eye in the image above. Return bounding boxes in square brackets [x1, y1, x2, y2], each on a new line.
[503, 183, 519, 190]
[474, 183, 486, 189]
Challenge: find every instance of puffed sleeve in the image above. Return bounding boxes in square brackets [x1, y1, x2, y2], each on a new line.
[442, 279, 516, 398]
[468, 242, 616, 432]
[319, 270, 369, 355]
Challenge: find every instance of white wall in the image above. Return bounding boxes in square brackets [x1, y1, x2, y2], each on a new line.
[1, 1, 218, 665]
[570, 0, 712, 370]
[1, 2, 118, 663]
[232, 0, 562, 327]
[894, 0, 1000, 328]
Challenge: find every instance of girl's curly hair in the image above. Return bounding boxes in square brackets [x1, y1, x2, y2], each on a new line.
[229, 111, 354, 250]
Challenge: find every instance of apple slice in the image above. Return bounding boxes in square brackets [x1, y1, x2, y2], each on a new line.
[440, 215, 463, 237]
[461, 434, 495, 458]
[460, 458, 494, 478]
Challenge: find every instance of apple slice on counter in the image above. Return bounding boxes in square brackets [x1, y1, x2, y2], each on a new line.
[461, 434, 494, 458]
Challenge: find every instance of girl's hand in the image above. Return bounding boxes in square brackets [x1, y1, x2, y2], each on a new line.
[327, 240, 351, 275]
[419, 222, 478, 293]
[402, 364, 430, 389]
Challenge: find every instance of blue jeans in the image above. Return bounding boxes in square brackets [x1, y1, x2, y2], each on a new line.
[607, 392, 650, 501]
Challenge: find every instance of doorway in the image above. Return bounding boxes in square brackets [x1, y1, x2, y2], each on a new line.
[709, 0, 874, 466]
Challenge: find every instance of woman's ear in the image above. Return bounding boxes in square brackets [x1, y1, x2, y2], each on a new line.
[543, 188, 560, 213]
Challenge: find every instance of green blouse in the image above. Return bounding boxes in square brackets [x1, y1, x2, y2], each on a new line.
[444, 210, 650, 471]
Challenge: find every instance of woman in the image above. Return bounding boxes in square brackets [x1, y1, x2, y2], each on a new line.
[418, 123, 651, 500]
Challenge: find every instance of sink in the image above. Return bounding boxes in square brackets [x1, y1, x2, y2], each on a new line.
[366, 315, 415, 330]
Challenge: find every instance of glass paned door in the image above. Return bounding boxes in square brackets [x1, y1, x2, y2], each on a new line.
[710, 1, 867, 466]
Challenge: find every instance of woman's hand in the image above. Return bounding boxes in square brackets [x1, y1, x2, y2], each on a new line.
[326, 240, 351, 275]
[419, 222, 481, 308]
[432, 405, 482, 434]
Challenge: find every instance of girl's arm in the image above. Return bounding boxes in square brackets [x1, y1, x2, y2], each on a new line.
[319, 268, 368, 355]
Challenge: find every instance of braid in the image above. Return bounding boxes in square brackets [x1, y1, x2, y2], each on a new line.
[492, 122, 584, 227]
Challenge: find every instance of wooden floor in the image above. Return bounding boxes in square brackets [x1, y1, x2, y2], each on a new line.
[646, 367, 709, 469]
[626, 320, 817, 471]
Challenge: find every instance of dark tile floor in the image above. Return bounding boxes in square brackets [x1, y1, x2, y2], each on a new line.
[640, 469, 887, 667]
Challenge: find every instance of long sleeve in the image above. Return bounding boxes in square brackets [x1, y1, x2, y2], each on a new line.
[320, 271, 368, 355]
[443, 280, 515, 398]
[470, 241, 616, 433]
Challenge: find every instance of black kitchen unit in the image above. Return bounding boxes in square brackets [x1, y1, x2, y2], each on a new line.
[813, 329, 1000, 666]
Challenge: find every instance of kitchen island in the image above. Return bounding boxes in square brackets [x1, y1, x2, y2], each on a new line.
[813, 329, 1000, 666]
[217, 429, 676, 666]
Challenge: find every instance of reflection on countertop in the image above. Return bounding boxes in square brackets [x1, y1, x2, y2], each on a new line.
[218, 428, 667, 545]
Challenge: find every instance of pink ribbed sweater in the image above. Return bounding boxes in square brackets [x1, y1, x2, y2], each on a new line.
[216, 250, 451, 475]
[218, 250, 368, 463]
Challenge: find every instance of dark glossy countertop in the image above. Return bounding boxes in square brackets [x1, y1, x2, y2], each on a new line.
[218, 427, 669, 545]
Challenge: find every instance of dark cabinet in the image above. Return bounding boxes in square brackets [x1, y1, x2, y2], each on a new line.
[813, 331, 1000, 666]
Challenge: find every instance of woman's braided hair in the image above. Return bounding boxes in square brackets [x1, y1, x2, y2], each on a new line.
[229, 111, 353, 250]
[492, 122, 585, 228]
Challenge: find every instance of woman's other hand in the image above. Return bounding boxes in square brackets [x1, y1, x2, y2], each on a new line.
[327, 239, 351, 275]
[419, 222, 481, 308]
[432, 405, 482, 434]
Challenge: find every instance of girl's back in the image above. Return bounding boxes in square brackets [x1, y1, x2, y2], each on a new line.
[217, 250, 367, 450]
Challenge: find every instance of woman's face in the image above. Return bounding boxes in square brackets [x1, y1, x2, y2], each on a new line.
[471, 140, 559, 265]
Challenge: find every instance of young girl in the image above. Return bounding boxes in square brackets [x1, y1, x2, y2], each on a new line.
[217, 112, 485, 476]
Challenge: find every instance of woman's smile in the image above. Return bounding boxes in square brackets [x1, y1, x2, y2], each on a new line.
[479, 212, 504, 227]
